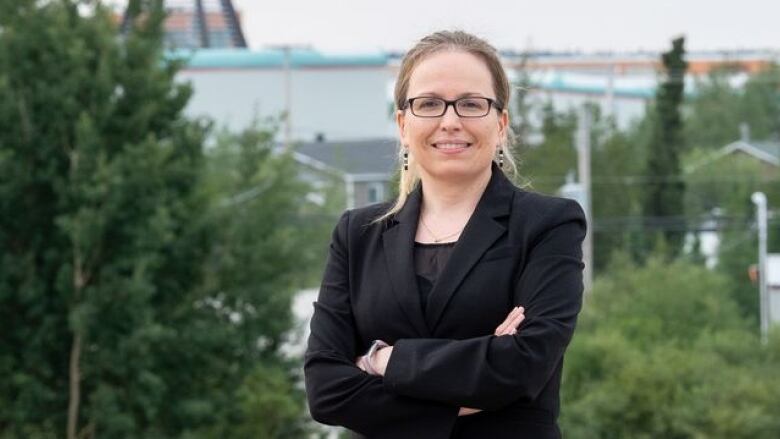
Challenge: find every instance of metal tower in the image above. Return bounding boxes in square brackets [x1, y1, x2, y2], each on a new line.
[121, 0, 248, 49]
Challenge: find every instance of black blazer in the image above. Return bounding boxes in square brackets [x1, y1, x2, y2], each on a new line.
[304, 162, 587, 439]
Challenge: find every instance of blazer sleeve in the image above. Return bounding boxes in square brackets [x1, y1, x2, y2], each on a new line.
[304, 210, 459, 438]
[382, 198, 586, 411]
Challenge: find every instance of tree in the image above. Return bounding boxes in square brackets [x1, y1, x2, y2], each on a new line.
[561, 251, 780, 438]
[0, 1, 311, 437]
[517, 102, 578, 194]
[642, 37, 688, 260]
[740, 64, 780, 140]
[590, 126, 646, 272]
[685, 63, 780, 150]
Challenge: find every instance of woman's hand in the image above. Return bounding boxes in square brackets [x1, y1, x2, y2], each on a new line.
[494, 306, 525, 336]
[372, 346, 392, 375]
[355, 346, 393, 376]
[458, 407, 481, 416]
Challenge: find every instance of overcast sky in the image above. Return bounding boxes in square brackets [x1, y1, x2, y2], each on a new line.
[109, 0, 780, 54]
[228, 0, 779, 54]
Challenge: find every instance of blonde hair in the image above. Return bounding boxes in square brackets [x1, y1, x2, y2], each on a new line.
[372, 30, 519, 225]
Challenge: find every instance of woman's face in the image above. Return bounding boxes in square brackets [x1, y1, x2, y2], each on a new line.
[396, 50, 508, 183]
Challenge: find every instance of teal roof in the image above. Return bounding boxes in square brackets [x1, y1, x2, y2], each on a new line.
[166, 48, 388, 69]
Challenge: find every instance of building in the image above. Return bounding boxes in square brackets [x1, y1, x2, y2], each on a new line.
[688, 133, 780, 176]
[718, 139, 780, 174]
[291, 138, 398, 209]
[174, 49, 394, 141]
[768, 255, 780, 326]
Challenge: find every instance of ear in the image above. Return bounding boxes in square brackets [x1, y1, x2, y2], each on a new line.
[395, 109, 408, 144]
[498, 109, 509, 145]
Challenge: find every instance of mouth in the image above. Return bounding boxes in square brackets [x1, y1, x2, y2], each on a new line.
[432, 142, 472, 150]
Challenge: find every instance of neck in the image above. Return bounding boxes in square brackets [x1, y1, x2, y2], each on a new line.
[418, 166, 493, 217]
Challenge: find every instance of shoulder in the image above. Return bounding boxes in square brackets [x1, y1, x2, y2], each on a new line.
[332, 201, 394, 237]
[511, 188, 587, 234]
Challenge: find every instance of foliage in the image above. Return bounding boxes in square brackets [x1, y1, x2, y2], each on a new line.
[0, 1, 313, 437]
[562, 252, 780, 438]
[642, 37, 688, 260]
[685, 64, 780, 150]
[516, 103, 578, 194]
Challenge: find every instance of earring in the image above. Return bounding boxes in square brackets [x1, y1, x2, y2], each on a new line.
[403, 148, 409, 171]
[498, 147, 504, 168]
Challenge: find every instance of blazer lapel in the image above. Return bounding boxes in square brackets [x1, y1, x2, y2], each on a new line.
[382, 186, 431, 337]
[425, 162, 514, 332]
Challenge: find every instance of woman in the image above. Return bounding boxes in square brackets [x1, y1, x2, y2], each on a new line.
[304, 30, 586, 439]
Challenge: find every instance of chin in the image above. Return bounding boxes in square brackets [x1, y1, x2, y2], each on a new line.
[427, 163, 486, 181]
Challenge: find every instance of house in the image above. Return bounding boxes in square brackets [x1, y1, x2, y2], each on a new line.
[717, 139, 780, 176]
[290, 138, 399, 209]
[685, 125, 780, 175]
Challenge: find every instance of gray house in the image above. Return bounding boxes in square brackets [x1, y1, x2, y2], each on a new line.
[291, 138, 399, 209]
[718, 139, 780, 172]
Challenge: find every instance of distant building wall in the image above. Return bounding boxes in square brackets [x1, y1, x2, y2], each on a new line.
[527, 88, 648, 130]
[177, 65, 395, 141]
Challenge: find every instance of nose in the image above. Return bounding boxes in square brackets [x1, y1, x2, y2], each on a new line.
[438, 103, 462, 130]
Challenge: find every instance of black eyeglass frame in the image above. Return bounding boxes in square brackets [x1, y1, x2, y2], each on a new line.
[403, 97, 504, 118]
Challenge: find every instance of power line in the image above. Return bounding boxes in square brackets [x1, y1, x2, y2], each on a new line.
[591, 213, 780, 232]
[521, 174, 780, 185]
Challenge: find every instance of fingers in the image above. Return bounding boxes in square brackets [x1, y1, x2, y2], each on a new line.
[507, 309, 525, 335]
[355, 355, 368, 372]
[494, 306, 522, 335]
[494, 306, 525, 335]
[458, 407, 482, 416]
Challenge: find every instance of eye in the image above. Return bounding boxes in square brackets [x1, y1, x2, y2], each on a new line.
[417, 98, 442, 109]
[459, 98, 487, 109]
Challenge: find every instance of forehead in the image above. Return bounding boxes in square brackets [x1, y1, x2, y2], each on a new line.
[407, 50, 494, 97]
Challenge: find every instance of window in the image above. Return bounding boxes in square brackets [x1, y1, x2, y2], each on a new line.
[367, 182, 385, 203]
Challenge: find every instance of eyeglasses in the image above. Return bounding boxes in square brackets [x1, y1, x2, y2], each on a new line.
[404, 97, 502, 118]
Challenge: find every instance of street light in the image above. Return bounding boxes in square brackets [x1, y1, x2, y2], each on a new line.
[751, 192, 769, 345]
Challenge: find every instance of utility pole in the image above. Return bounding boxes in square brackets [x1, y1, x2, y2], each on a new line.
[281, 45, 292, 150]
[577, 106, 593, 294]
[605, 62, 616, 120]
[751, 192, 769, 345]
[267, 44, 298, 150]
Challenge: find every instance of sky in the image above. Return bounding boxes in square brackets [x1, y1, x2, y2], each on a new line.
[110, 0, 780, 55]
[230, 0, 779, 54]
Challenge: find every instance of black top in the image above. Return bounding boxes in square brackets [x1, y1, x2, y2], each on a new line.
[413, 240, 457, 314]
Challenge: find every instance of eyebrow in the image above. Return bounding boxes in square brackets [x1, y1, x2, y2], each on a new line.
[415, 92, 487, 98]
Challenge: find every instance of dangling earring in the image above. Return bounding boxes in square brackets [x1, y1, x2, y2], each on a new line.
[403, 148, 409, 171]
[498, 147, 504, 168]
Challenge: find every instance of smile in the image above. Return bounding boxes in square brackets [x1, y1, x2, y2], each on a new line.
[432, 143, 472, 150]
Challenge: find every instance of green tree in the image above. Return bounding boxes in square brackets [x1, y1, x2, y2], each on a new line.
[517, 102, 578, 194]
[684, 66, 744, 150]
[642, 36, 688, 260]
[740, 64, 780, 140]
[0, 1, 310, 437]
[685, 64, 780, 150]
[683, 147, 780, 324]
[590, 126, 646, 271]
[561, 251, 780, 438]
